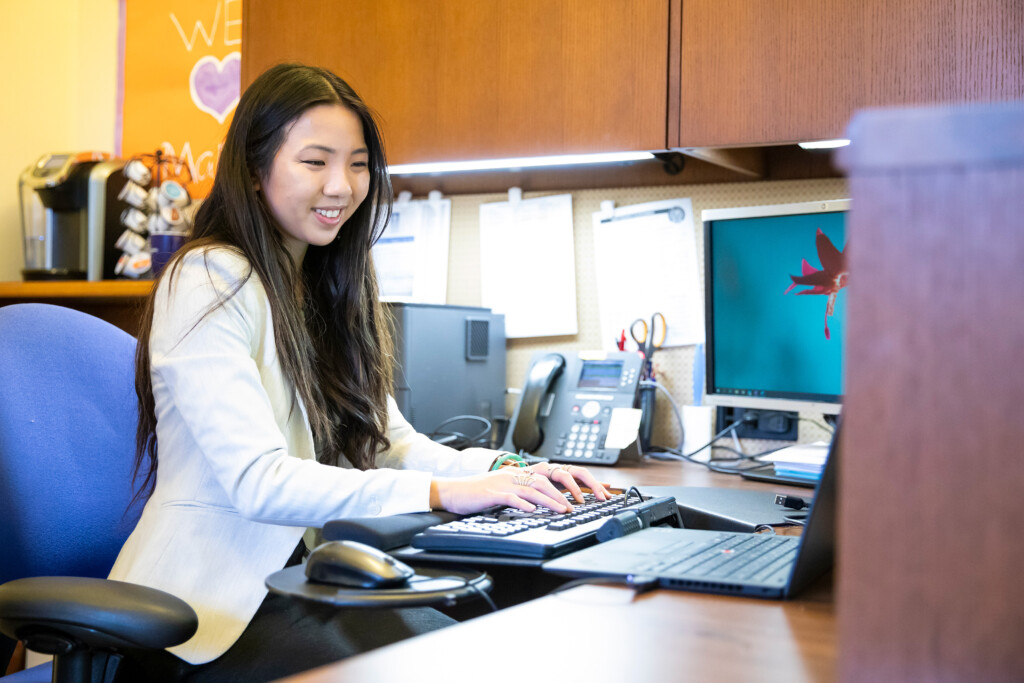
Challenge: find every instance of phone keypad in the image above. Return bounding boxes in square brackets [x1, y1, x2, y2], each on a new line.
[555, 419, 607, 461]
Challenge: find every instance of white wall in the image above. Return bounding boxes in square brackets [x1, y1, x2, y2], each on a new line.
[0, 0, 120, 281]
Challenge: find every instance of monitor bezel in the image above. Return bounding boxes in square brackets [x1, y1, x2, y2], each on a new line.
[701, 199, 850, 416]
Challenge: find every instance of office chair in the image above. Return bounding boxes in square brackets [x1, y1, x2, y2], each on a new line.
[0, 304, 197, 683]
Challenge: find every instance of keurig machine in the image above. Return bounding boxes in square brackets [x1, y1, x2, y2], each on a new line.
[19, 152, 129, 281]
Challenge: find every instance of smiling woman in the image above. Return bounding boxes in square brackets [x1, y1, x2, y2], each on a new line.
[257, 104, 371, 263]
[105, 63, 611, 681]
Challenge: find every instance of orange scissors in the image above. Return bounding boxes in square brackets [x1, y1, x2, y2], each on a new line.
[629, 312, 667, 360]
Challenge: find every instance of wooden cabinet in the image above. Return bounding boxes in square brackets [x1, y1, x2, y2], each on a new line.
[242, 0, 669, 165]
[241, 1, 1023, 182]
[677, 0, 1024, 148]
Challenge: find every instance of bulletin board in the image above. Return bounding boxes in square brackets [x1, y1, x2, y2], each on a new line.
[118, 0, 243, 198]
[444, 177, 849, 451]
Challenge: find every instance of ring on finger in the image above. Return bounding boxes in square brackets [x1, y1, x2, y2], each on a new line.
[547, 464, 565, 478]
[512, 472, 537, 487]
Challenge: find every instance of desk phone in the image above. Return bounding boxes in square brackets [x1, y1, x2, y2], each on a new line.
[501, 351, 643, 465]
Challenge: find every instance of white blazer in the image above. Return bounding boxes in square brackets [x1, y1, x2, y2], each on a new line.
[108, 248, 496, 664]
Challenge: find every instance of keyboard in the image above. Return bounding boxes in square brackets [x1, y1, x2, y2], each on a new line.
[410, 492, 678, 559]
[637, 533, 800, 582]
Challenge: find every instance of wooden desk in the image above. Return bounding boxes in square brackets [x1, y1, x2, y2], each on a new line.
[0, 280, 152, 336]
[278, 460, 834, 682]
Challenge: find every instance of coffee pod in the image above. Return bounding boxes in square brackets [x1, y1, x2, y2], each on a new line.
[145, 187, 160, 212]
[115, 228, 148, 255]
[123, 159, 152, 186]
[120, 207, 148, 233]
[159, 205, 185, 229]
[115, 251, 152, 278]
[158, 179, 190, 209]
[147, 212, 165, 233]
[117, 180, 150, 210]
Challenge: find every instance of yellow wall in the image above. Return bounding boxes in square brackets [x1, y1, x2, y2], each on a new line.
[0, 0, 120, 281]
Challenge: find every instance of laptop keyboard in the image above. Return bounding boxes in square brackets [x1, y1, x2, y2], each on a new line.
[637, 533, 799, 582]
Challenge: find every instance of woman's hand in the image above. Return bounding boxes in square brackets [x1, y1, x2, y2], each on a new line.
[430, 463, 612, 515]
[525, 462, 612, 504]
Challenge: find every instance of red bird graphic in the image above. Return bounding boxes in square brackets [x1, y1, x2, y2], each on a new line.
[784, 229, 847, 339]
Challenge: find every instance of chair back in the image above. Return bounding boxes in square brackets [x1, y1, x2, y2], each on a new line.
[0, 304, 145, 585]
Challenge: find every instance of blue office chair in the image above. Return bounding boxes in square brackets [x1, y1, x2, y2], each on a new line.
[0, 304, 196, 683]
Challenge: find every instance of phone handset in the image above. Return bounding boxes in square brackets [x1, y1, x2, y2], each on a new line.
[510, 353, 566, 453]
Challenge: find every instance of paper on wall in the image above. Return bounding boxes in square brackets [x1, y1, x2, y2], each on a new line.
[479, 192, 578, 338]
[592, 198, 705, 351]
[374, 191, 451, 304]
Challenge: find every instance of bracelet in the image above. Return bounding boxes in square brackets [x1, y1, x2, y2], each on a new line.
[490, 452, 527, 471]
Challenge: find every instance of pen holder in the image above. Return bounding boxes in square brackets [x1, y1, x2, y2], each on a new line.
[637, 383, 656, 453]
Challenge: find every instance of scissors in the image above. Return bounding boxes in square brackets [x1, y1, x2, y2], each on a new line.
[629, 312, 667, 360]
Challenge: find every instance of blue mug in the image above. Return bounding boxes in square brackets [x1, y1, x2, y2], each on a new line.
[150, 231, 188, 274]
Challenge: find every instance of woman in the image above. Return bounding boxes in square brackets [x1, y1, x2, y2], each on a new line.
[109, 63, 609, 681]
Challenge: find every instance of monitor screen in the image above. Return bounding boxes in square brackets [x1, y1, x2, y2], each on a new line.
[702, 200, 848, 415]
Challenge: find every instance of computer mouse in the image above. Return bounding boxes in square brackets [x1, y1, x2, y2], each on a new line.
[305, 540, 415, 589]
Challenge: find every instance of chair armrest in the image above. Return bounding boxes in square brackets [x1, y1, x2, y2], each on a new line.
[0, 577, 197, 654]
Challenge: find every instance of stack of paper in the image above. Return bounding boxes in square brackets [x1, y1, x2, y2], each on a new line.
[763, 441, 830, 482]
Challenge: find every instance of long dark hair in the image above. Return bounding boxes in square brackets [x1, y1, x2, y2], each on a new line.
[133, 63, 395, 498]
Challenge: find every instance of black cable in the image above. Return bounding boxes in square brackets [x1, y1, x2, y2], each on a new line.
[645, 413, 835, 476]
[464, 580, 498, 612]
[427, 415, 493, 450]
[408, 574, 498, 612]
[624, 486, 645, 504]
[774, 494, 811, 510]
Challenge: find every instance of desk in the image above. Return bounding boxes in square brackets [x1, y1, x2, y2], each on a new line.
[277, 460, 834, 682]
[0, 280, 151, 335]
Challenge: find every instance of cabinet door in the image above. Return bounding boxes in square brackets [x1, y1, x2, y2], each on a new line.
[677, 0, 1024, 148]
[243, 0, 669, 165]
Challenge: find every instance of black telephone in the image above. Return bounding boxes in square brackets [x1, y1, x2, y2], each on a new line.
[502, 351, 644, 465]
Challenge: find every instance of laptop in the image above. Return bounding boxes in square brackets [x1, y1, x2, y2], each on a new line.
[543, 422, 840, 599]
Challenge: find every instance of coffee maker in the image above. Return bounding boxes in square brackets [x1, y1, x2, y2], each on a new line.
[19, 152, 129, 281]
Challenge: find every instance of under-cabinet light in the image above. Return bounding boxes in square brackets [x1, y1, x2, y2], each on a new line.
[798, 139, 851, 150]
[387, 151, 656, 175]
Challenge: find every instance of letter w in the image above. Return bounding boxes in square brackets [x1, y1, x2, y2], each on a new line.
[169, 3, 222, 52]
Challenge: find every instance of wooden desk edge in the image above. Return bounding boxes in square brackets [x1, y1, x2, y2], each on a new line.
[0, 280, 153, 301]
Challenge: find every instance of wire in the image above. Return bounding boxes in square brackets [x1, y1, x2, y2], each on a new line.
[409, 574, 498, 612]
[644, 415, 755, 463]
[624, 486, 645, 504]
[645, 413, 836, 476]
[640, 379, 685, 452]
[465, 580, 498, 612]
[427, 415, 492, 450]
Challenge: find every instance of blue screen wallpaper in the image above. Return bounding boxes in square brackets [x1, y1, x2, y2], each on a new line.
[710, 211, 846, 400]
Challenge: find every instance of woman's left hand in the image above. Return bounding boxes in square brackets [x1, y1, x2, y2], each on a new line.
[524, 462, 612, 503]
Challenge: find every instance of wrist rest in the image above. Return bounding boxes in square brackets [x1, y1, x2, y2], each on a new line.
[322, 511, 461, 550]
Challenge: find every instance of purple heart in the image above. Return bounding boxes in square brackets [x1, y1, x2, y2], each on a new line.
[190, 54, 241, 123]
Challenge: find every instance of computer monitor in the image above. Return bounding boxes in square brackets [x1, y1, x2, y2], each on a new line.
[386, 303, 507, 437]
[701, 199, 848, 415]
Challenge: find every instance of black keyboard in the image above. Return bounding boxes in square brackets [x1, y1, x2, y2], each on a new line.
[636, 533, 799, 582]
[410, 492, 678, 559]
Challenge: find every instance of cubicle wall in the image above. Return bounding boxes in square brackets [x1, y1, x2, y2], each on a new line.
[443, 177, 848, 450]
[839, 103, 1024, 681]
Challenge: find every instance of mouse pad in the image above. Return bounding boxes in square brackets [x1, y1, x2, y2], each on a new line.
[265, 564, 491, 608]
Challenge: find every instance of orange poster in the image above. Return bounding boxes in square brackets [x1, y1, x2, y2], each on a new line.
[118, 0, 243, 198]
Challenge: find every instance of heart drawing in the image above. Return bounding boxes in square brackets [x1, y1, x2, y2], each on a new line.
[189, 52, 241, 124]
